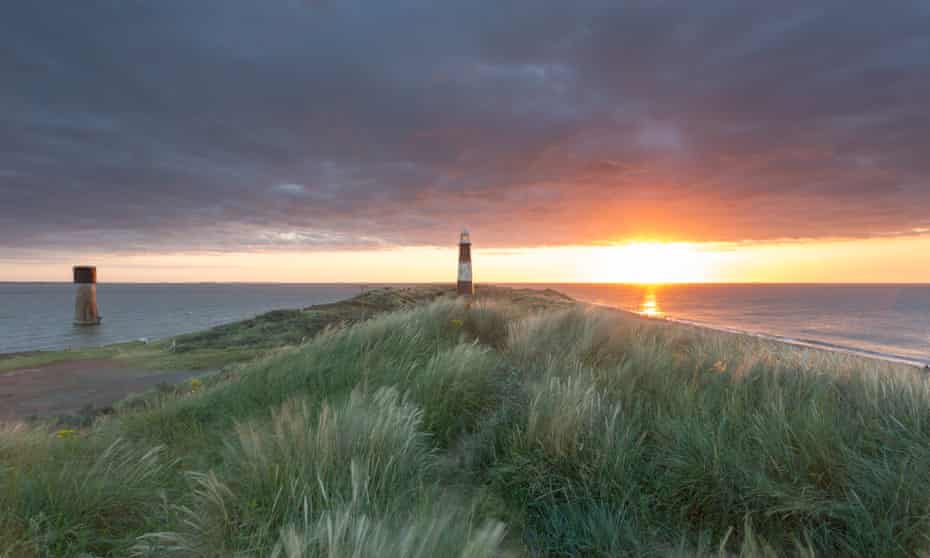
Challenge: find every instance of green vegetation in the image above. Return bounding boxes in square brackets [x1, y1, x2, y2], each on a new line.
[0, 285, 464, 374]
[2, 287, 929, 556]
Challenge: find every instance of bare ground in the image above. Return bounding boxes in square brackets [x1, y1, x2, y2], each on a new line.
[0, 286, 573, 422]
[0, 359, 204, 420]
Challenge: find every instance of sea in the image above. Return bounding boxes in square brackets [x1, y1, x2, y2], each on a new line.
[547, 283, 930, 367]
[1, 283, 929, 366]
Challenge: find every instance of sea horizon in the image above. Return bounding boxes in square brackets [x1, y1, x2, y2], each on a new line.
[4, 280, 930, 286]
[2, 282, 929, 368]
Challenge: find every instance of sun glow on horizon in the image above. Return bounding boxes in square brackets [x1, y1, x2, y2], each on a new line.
[595, 242, 712, 284]
[4, 234, 930, 283]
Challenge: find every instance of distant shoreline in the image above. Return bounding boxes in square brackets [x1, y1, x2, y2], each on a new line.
[585, 301, 928, 370]
[670, 316, 929, 369]
[4, 280, 930, 286]
[2, 284, 927, 372]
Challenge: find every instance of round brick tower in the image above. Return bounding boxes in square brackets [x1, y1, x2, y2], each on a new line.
[73, 266, 102, 325]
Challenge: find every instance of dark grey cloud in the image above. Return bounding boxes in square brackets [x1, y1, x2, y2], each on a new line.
[2, 0, 929, 253]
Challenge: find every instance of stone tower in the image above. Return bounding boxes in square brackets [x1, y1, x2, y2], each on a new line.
[73, 266, 101, 325]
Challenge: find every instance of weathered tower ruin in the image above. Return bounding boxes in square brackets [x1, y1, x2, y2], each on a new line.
[73, 266, 101, 325]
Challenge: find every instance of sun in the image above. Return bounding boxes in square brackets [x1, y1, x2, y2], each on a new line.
[597, 242, 710, 284]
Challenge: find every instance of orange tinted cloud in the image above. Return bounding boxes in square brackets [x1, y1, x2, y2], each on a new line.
[5, 235, 930, 283]
[3, 2, 930, 258]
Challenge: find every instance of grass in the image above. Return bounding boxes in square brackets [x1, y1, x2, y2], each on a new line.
[2, 287, 930, 556]
[0, 285, 468, 374]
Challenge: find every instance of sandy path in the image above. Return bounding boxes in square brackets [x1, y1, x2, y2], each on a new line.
[0, 359, 204, 420]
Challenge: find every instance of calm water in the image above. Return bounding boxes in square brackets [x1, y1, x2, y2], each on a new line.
[543, 284, 930, 366]
[1, 283, 929, 366]
[0, 283, 367, 354]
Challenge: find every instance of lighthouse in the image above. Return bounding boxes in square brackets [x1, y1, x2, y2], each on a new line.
[73, 265, 102, 325]
[457, 229, 474, 296]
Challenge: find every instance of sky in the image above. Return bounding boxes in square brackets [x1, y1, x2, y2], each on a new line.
[2, 1, 930, 283]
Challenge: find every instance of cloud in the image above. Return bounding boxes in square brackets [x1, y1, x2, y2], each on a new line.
[274, 183, 307, 196]
[1, 0, 929, 254]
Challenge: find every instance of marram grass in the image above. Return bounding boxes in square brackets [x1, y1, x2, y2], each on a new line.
[3, 293, 930, 557]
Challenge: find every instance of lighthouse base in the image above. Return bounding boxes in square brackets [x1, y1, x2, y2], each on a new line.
[457, 281, 474, 296]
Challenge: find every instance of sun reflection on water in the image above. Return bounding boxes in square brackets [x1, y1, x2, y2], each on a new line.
[638, 288, 665, 318]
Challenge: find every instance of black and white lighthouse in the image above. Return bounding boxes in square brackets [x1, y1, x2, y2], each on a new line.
[457, 229, 474, 296]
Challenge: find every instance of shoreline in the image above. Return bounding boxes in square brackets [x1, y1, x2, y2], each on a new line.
[2, 286, 927, 373]
[583, 301, 930, 370]
[9, 285, 930, 555]
[668, 315, 929, 369]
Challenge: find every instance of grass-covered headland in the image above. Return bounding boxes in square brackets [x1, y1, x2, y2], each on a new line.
[3, 286, 930, 557]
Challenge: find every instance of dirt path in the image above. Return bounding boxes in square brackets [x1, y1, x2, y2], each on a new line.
[0, 359, 205, 421]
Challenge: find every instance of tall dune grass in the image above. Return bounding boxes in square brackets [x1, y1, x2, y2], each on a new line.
[3, 296, 930, 556]
[498, 306, 930, 556]
[0, 434, 173, 557]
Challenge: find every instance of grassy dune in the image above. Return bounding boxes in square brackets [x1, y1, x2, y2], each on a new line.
[0, 285, 463, 374]
[2, 288, 930, 556]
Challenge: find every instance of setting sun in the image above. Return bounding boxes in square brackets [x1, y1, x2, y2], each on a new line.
[596, 242, 711, 284]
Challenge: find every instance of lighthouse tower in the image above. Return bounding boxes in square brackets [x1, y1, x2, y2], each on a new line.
[457, 229, 474, 296]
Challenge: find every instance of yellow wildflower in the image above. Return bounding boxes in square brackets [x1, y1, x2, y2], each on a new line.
[55, 429, 77, 440]
[450, 319, 464, 328]
[190, 378, 204, 392]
